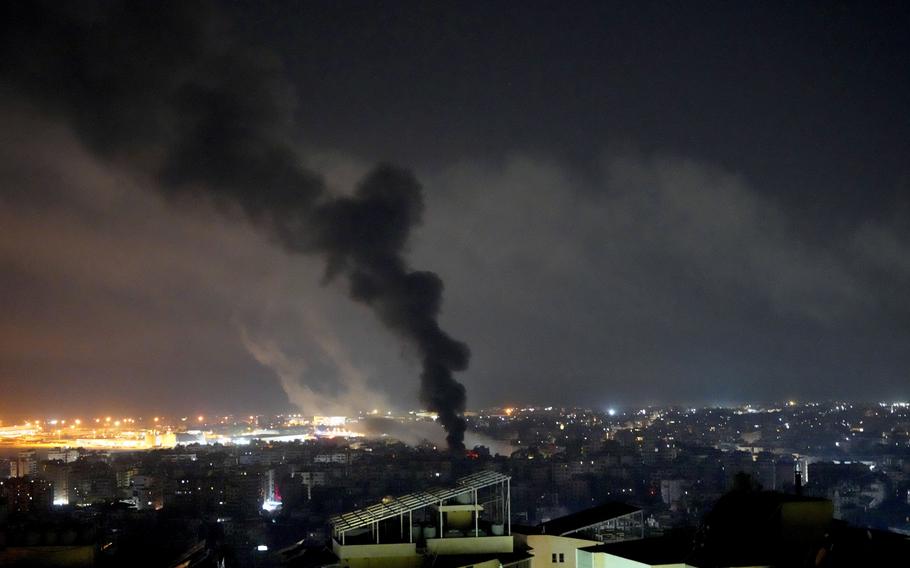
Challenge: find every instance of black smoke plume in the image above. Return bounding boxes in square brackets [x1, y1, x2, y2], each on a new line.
[0, 1, 469, 448]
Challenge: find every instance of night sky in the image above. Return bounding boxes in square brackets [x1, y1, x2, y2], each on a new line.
[1, 1, 908, 419]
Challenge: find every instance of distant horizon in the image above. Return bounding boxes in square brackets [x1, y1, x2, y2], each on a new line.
[3, 398, 909, 423]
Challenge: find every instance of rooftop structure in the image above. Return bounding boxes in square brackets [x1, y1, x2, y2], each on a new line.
[330, 471, 515, 568]
[516, 503, 644, 568]
[538, 502, 642, 541]
[331, 470, 512, 544]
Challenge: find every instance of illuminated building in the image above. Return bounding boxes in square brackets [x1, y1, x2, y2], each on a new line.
[9, 449, 38, 478]
[0, 423, 40, 438]
[262, 469, 282, 512]
[47, 447, 81, 463]
[313, 416, 347, 427]
[314, 452, 351, 464]
[40, 459, 70, 505]
[129, 474, 160, 510]
[175, 431, 207, 445]
[156, 430, 177, 447]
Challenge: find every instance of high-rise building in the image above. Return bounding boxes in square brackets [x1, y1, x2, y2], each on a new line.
[129, 474, 160, 510]
[9, 450, 38, 478]
[0, 476, 54, 513]
[39, 459, 70, 505]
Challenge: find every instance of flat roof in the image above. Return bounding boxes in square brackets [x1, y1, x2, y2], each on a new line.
[580, 533, 692, 565]
[429, 550, 534, 568]
[331, 471, 510, 534]
[539, 502, 641, 536]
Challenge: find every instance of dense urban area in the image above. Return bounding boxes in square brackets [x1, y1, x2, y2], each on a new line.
[2, 401, 909, 566]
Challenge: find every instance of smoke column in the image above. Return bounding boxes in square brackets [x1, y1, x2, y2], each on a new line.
[0, 1, 469, 448]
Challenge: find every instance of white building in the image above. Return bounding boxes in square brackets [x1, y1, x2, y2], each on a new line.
[9, 450, 37, 478]
[517, 503, 643, 568]
[47, 448, 81, 463]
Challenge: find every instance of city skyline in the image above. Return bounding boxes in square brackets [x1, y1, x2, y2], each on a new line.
[4, 4, 910, 566]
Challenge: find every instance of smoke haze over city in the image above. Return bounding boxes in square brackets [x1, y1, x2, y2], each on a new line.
[2, 0, 910, 422]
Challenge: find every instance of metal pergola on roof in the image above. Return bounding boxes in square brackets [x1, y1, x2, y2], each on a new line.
[331, 470, 511, 543]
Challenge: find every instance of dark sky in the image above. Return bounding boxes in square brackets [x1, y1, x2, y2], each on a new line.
[1, 1, 909, 419]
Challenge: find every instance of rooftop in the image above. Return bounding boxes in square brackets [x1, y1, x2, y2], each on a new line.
[538, 502, 641, 536]
[580, 531, 694, 565]
[331, 470, 510, 534]
[429, 550, 534, 568]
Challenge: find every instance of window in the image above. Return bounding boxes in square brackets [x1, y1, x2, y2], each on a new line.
[559, 554, 565, 563]
[552, 554, 558, 563]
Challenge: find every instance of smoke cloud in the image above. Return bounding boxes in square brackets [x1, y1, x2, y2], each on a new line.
[237, 322, 393, 418]
[1, 1, 469, 447]
[361, 417, 514, 457]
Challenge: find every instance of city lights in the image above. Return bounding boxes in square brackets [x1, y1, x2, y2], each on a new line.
[0, 412, 377, 452]
[2, 2, 907, 565]
[262, 499, 282, 512]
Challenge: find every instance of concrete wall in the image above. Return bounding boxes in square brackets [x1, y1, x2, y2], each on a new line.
[446, 510, 474, 530]
[781, 501, 833, 543]
[333, 540, 421, 568]
[601, 558, 649, 568]
[577, 550, 612, 568]
[426, 535, 514, 555]
[576, 549, 699, 568]
[342, 555, 423, 568]
[527, 535, 598, 568]
[446, 559, 501, 568]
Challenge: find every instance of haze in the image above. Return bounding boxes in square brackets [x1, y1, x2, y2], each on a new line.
[1, 1, 908, 419]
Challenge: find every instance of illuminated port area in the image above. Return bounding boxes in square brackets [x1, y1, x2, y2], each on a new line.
[0, 408, 468, 454]
[0, 416, 175, 451]
[0, 412, 396, 452]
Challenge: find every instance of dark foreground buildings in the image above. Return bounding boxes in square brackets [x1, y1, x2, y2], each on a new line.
[2, 462, 909, 567]
[287, 473, 909, 568]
